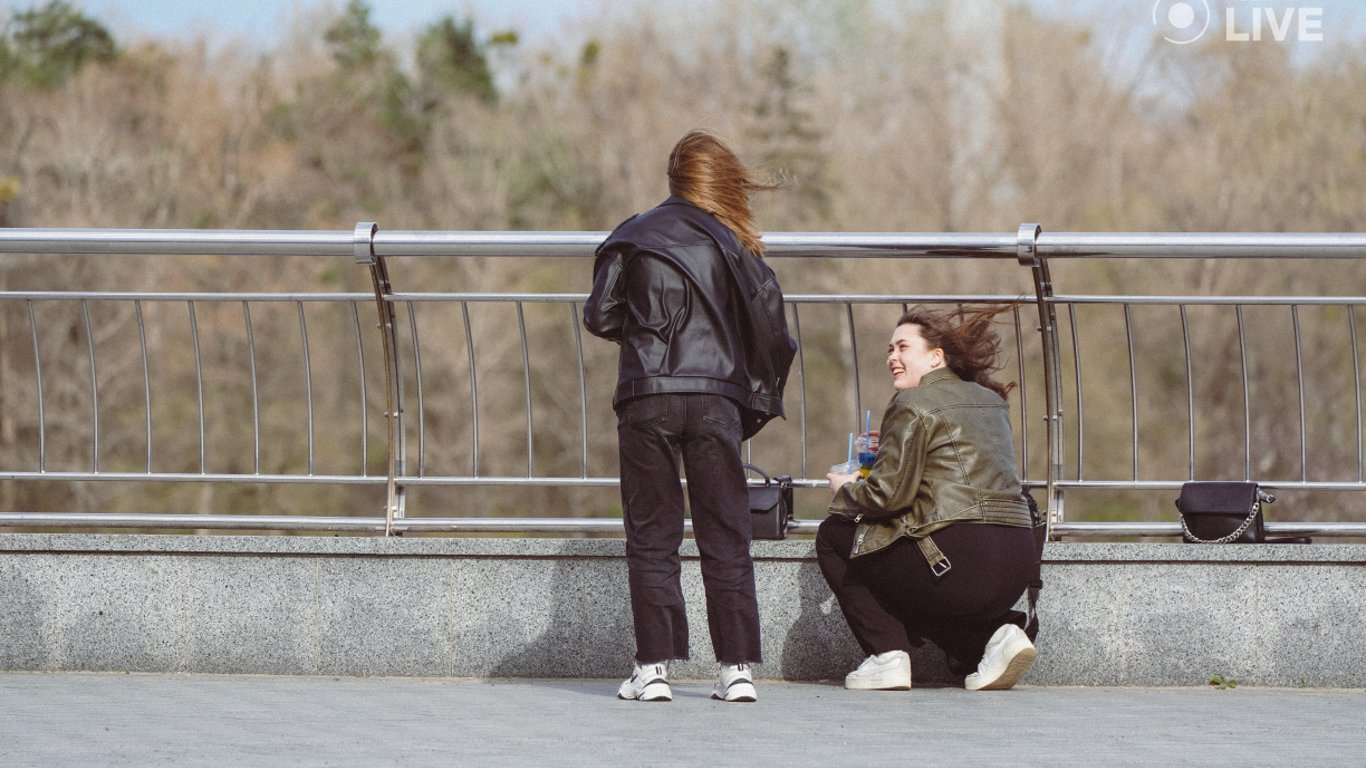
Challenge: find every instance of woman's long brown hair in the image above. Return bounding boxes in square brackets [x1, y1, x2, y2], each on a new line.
[667, 130, 779, 257]
[897, 305, 1019, 400]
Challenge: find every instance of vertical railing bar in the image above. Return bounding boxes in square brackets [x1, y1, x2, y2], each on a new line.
[81, 300, 99, 472]
[408, 301, 425, 476]
[1018, 224, 1062, 531]
[1180, 305, 1195, 479]
[1351, 306, 1362, 482]
[243, 302, 261, 475]
[350, 302, 368, 477]
[297, 301, 315, 475]
[570, 302, 589, 478]
[27, 300, 47, 472]
[518, 301, 534, 476]
[1237, 305, 1251, 480]
[1124, 303, 1138, 481]
[354, 221, 405, 534]
[188, 301, 205, 473]
[846, 302, 861, 431]
[462, 301, 480, 476]
[1292, 304, 1307, 482]
[1012, 303, 1029, 477]
[135, 300, 152, 472]
[793, 303, 809, 479]
[1068, 304, 1084, 480]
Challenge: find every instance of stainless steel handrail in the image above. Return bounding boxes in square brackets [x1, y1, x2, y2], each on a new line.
[3, 225, 1366, 538]
[6, 228, 1365, 258]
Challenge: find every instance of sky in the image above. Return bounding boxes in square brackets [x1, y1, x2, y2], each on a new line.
[10, 0, 1365, 54]
[23, 0, 614, 48]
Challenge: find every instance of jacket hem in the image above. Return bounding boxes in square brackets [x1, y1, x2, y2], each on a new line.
[613, 377, 751, 408]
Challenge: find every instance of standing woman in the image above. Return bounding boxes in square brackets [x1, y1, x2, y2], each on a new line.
[584, 130, 795, 702]
[819, 306, 1039, 691]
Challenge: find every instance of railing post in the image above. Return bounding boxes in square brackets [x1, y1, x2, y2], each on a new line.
[1018, 223, 1064, 535]
[355, 221, 406, 535]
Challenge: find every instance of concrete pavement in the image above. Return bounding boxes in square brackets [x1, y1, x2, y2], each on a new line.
[3, 672, 1365, 767]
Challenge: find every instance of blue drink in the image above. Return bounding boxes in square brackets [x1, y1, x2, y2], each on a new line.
[857, 451, 876, 469]
[855, 432, 878, 477]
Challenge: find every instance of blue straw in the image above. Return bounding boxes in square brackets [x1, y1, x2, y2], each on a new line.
[865, 409, 872, 437]
[847, 432, 854, 463]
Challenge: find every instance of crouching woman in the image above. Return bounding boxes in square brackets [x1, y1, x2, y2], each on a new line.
[818, 305, 1038, 691]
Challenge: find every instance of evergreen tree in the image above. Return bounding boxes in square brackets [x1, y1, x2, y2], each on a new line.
[0, 0, 116, 89]
[750, 45, 833, 224]
[323, 0, 384, 72]
[417, 16, 500, 106]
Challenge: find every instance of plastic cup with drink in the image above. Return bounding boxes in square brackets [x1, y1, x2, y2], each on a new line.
[829, 458, 862, 477]
[855, 436, 878, 477]
[829, 432, 861, 478]
[855, 410, 878, 477]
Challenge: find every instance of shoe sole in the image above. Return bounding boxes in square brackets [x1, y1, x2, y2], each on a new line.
[845, 665, 911, 691]
[712, 682, 757, 702]
[618, 680, 672, 701]
[968, 645, 1037, 691]
[637, 681, 672, 701]
[844, 677, 911, 691]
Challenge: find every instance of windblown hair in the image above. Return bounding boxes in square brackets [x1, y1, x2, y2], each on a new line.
[667, 129, 779, 257]
[897, 305, 1020, 400]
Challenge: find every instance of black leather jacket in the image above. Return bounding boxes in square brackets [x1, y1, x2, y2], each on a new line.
[583, 196, 797, 439]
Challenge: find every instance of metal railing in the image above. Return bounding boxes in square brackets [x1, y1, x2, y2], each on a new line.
[2, 225, 1365, 539]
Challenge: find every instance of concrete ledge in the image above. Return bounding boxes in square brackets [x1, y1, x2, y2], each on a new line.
[3, 534, 1363, 686]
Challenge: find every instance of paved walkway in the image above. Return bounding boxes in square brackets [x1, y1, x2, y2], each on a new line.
[3, 673, 1364, 767]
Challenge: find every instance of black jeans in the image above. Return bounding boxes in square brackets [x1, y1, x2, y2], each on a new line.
[816, 517, 1034, 674]
[616, 393, 761, 665]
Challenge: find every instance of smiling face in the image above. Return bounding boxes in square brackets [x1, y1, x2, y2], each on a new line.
[887, 323, 943, 390]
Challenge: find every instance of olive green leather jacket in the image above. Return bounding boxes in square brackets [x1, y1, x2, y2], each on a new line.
[827, 368, 1032, 570]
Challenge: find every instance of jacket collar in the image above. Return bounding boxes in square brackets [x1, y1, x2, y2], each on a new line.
[659, 194, 699, 210]
[919, 367, 960, 387]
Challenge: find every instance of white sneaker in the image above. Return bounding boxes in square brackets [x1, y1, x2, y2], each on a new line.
[844, 650, 911, 690]
[617, 661, 672, 701]
[965, 624, 1037, 691]
[712, 663, 757, 702]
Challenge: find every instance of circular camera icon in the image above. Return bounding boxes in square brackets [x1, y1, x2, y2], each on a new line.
[1152, 0, 1211, 45]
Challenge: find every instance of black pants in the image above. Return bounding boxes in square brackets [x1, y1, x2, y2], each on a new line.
[616, 393, 761, 665]
[816, 517, 1034, 674]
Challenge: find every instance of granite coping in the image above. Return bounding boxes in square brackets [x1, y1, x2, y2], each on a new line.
[2, 533, 1364, 563]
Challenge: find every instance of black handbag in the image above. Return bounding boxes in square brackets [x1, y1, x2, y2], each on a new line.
[744, 463, 793, 540]
[1176, 481, 1272, 543]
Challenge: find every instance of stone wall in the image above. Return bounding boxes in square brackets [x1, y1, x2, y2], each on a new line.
[2, 534, 1362, 687]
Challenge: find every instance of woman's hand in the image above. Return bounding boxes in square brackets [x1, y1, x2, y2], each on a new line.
[826, 471, 859, 494]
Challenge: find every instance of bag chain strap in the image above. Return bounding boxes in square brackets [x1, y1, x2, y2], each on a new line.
[1180, 497, 1260, 544]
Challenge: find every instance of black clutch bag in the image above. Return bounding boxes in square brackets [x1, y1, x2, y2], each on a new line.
[1176, 481, 1271, 543]
[744, 463, 793, 540]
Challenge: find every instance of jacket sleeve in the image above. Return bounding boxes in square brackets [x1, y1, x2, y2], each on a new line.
[583, 244, 628, 342]
[736, 257, 797, 431]
[828, 399, 930, 521]
[757, 271, 798, 393]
